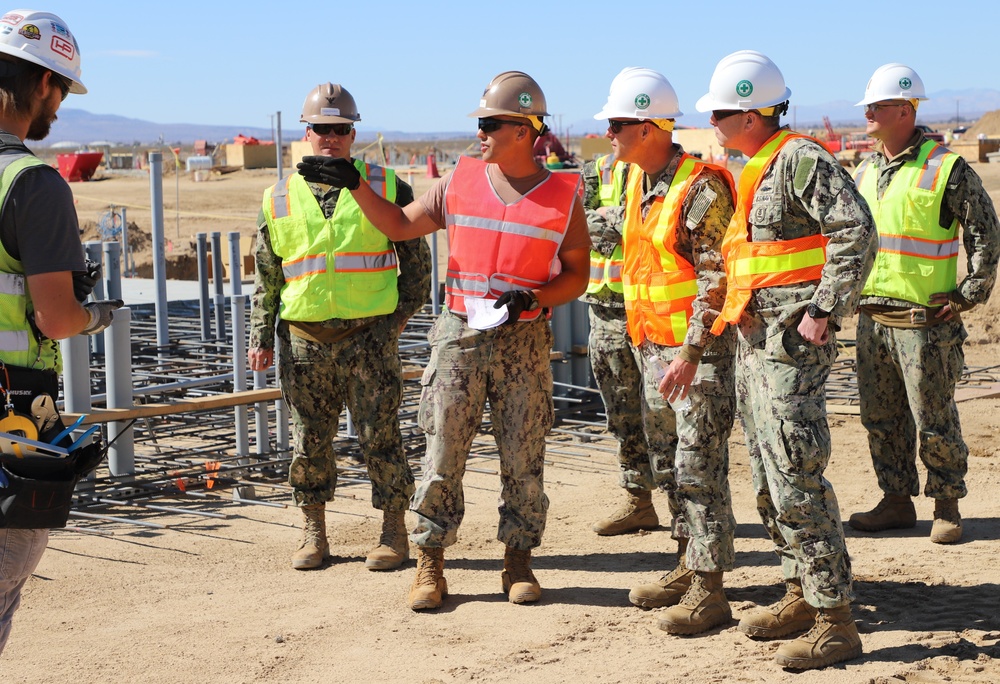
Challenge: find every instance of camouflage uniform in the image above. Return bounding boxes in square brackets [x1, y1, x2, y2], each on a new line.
[857, 132, 1000, 500]
[581, 159, 650, 489]
[410, 313, 554, 550]
[734, 134, 877, 608]
[249, 176, 431, 508]
[627, 146, 738, 572]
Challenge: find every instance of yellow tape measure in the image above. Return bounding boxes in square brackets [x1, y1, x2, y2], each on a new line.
[0, 407, 39, 442]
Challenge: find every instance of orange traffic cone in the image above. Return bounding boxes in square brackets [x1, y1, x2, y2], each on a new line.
[426, 153, 440, 178]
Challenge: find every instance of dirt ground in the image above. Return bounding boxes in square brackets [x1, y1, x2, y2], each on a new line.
[2, 151, 1000, 683]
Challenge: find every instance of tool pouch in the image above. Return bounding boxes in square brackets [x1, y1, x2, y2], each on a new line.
[0, 439, 104, 528]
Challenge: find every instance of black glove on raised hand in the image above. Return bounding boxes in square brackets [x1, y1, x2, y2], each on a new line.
[297, 156, 361, 190]
[493, 290, 536, 325]
[82, 299, 124, 335]
[72, 258, 102, 302]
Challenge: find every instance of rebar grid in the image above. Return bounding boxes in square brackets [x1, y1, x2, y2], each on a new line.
[62, 300, 998, 531]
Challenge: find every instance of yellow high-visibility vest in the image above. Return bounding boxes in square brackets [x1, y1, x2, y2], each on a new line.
[586, 154, 626, 295]
[263, 161, 399, 321]
[855, 139, 960, 305]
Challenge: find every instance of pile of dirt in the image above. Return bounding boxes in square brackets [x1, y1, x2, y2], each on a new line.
[962, 109, 1000, 138]
[79, 219, 198, 279]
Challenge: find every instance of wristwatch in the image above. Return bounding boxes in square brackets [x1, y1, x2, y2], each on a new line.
[524, 290, 541, 312]
[806, 303, 830, 319]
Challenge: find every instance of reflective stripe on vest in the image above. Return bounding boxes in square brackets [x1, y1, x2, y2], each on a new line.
[856, 139, 960, 304]
[263, 161, 399, 321]
[443, 156, 578, 320]
[622, 154, 735, 347]
[587, 153, 626, 295]
[712, 131, 829, 335]
[0, 150, 61, 370]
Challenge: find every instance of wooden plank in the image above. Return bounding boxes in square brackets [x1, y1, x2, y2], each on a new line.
[62, 352, 563, 426]
[63, 388, 282, 425]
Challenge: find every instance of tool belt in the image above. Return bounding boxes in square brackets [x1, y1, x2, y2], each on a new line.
[0, 362, 105, 529]
[0, 439, 104, 528]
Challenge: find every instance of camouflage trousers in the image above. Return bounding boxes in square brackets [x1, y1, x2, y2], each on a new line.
[736, 319, 853, 608]
[410, 311, 554, 551]
[637, 341, 737, 572]
[588, 305, 650, 490]
[857, 312, 969, 500]
[278, 318, 414, 510]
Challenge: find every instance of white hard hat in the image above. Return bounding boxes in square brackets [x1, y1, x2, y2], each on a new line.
[593, 67, 682, 120]
[856, 63, 927, 106]
[0, 9, 85, 94]
[695, 50, 790, 112]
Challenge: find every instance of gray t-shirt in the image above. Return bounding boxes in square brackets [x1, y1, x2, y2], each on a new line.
[0, 160, 85, 275]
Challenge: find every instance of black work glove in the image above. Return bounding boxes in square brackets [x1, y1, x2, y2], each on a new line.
[297, 156, 361, 190]
[493, 290, 535, 326]
[72, 258, 102, 302]
[82, 299, 124, 335]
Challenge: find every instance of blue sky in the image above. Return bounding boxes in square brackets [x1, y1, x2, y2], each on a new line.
[33, 0, 1000, 134]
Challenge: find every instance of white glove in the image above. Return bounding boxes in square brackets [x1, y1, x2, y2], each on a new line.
[82, 299, 124, 335]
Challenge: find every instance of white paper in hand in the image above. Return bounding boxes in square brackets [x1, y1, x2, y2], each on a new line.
[465, 297, 508, 330]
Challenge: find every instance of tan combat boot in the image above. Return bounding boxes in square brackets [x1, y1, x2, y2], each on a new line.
[408, 547, 447, 611]
[930, 498, 962, 544]
[592, 489, 659, 536]
[365, 509, 410, 570]
[848, 493, 916, 532]
[774, 604, 862, 670]
[628, 538, 693, 609]
[738, 579, 816, 638]
[501, 546, 542, 604]
[291, 503, 329, 570]
[657, 571, 731, 635]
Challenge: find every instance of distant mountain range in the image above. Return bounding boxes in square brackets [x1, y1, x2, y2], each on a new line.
[41, 88, 1000, 147]
[43, 109, 468, 147]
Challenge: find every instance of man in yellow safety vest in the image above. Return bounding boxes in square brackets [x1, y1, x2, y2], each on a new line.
[249, 83, 431, 573]
[583, 150, 664, 537]
[847, 64, 999, 544]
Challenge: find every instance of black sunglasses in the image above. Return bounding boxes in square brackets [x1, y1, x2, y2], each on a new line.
[478, 117, 529, 134]
[711, 110, 744, 122]
[309, 123, 354, 136]
[607, 119, 647, 134]
[52, 73, 70, 101]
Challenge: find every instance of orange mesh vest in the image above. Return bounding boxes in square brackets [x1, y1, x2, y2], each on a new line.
[622, 154, 735, 347]
[711, 130, 829, 335]
[443, 157, 579, 320]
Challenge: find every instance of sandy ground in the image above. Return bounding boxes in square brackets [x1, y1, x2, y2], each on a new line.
[1, 153, 999, 683]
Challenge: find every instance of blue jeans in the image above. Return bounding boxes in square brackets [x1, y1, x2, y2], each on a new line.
[0, 528, 48, 655]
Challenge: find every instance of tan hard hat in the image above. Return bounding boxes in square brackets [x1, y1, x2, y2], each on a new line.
[300, 83, 361, 124]
[468, 71, 549, 119]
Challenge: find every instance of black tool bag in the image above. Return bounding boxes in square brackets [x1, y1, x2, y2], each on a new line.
[0, 361, 105, 529]
[0, 438, 105, 528]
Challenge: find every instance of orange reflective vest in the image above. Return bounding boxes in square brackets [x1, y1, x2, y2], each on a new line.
[587, 153, 626, 295]
[622, 153, 735, 347]
[711, 130, 829, 335]
[855, 139, 960, 305]
[443, 156, 579, 320]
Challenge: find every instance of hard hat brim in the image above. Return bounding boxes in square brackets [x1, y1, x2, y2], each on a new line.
[695, 88, 791, 113]
[0, 43, 86, 94]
